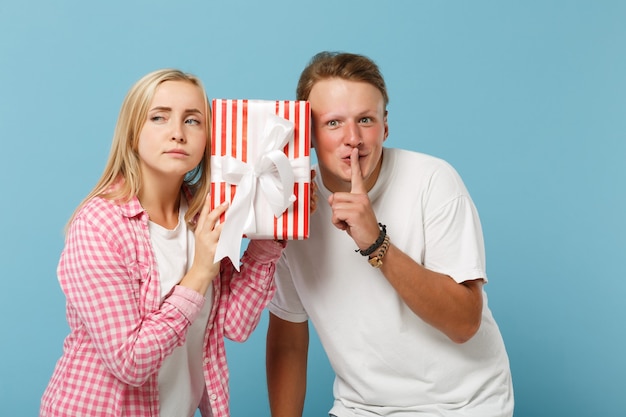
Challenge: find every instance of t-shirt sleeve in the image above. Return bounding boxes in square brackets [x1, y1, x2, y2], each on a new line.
[422, 162, 488, 284]
[268, 251, 309, 322]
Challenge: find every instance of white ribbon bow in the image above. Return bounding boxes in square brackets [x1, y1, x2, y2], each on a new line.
[213, 114, 297, 269]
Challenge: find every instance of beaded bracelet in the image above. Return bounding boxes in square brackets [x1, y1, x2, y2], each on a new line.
[355, 223, 387, 256]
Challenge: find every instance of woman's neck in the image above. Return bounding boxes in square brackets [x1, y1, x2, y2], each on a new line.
[139, 187, 182, 229]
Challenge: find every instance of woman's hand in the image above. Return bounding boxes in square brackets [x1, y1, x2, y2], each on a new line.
[310, 169, 318, 214]
[179, 194, 228, 295]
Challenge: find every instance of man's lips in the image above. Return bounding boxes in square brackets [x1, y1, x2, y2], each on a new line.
[342, 153, 364, 161]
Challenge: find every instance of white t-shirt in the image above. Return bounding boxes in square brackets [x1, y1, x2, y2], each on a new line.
[149, 199, 213, 417]
[269, 148, 514, 417]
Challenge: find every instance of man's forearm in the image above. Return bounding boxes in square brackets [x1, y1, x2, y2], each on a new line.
[267, 315, 310, 417]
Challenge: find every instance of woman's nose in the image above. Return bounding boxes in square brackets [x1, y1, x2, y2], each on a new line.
[171, 124, 186, 143]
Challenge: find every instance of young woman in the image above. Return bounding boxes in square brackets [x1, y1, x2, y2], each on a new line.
[41, 69, 287, 417]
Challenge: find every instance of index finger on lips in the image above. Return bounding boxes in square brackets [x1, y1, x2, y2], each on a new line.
[350, 148, 366, 194]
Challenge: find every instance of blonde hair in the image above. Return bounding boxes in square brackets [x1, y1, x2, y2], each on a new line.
[67, 69, 211, 231]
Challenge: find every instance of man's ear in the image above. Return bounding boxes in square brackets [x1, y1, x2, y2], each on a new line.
[383, 110, 389, 141]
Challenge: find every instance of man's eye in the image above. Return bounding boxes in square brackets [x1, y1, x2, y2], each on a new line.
[359, 117, 372, 123]
[327, 120, 338, 127]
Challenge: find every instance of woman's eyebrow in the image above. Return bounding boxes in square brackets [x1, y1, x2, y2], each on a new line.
[185, 108, 204, 115]
[149, 106, 203, 115]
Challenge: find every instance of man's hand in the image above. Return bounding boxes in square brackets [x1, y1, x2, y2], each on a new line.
[327, 148, 380, 250]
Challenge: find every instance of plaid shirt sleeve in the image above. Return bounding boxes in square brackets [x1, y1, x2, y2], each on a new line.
[203, 239, 285, 417]
[219, 239, 285, 342]
[59, 204, 204, 387]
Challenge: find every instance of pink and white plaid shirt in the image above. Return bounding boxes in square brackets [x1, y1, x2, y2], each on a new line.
[40, 195, 283, 417]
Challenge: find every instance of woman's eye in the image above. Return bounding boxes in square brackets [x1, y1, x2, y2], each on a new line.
[185, 118, 201, 126]
[150, 115, 164, 122]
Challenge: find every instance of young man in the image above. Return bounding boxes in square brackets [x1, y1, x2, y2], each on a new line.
[266, 52, 514, 417]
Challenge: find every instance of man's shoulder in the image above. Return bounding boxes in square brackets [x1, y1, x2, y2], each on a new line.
[385, 147, 451, 171]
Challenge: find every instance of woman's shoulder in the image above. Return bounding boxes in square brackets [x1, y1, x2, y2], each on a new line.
[73, 196, 143, 231]
[76, 196, 120, 218]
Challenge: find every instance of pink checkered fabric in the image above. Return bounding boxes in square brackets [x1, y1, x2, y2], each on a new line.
[40, 195, 282, 417]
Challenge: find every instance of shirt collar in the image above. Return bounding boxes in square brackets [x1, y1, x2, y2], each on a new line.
[116, 184, 194, 220]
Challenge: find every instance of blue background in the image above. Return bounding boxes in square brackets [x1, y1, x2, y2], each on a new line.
[1, 1, 625, 416]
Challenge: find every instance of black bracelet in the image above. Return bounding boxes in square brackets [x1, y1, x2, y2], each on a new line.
[355, 223, 386, 256]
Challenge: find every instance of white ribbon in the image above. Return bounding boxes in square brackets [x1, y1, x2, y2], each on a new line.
[213, 114, 298, 269]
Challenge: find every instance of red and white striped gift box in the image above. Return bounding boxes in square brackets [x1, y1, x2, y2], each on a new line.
[210, 99, 311, 242]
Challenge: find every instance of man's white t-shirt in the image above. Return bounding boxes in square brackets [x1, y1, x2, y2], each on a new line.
[270, 148, 514, 417]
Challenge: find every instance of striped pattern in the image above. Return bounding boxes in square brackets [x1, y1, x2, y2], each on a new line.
[210, 99, 310, 240]
[40, 195, 283, 417]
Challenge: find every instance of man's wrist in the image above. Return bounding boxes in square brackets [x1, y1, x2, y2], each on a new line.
[368, 235, 391, 268]
[356, 223, 387, 256]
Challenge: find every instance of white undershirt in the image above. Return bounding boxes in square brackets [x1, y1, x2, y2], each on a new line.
[149, 199, 213, 417]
